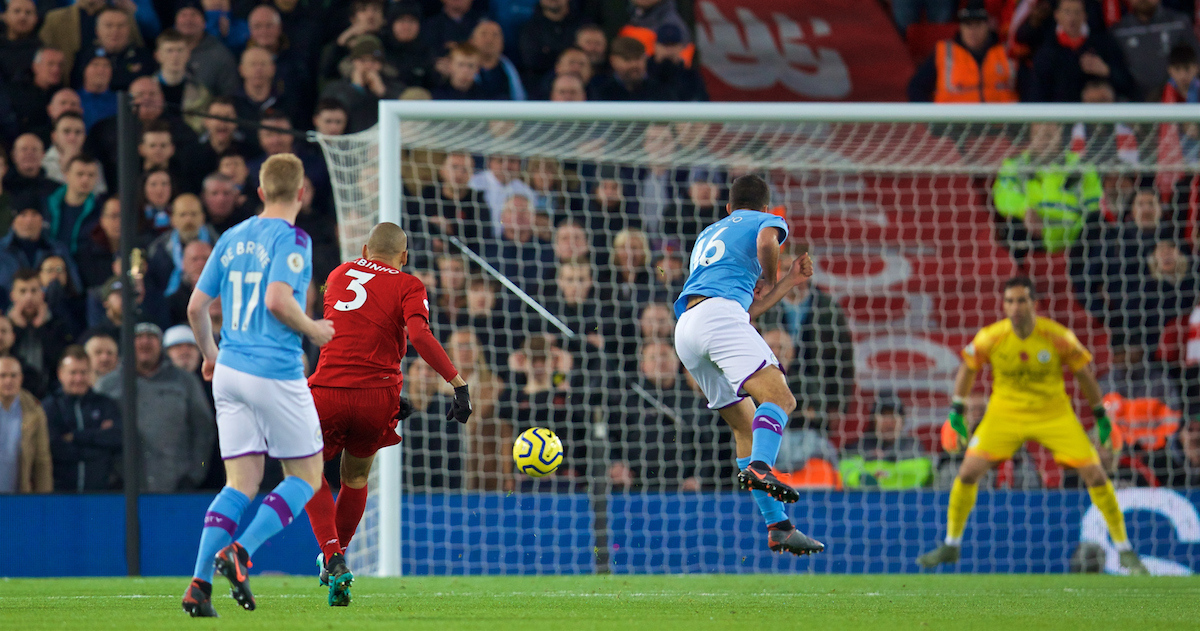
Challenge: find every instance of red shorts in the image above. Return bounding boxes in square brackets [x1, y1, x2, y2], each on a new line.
[311, 385, 403, 461]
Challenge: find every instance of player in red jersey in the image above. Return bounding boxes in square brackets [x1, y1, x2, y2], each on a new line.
[305, 222, 471, 606]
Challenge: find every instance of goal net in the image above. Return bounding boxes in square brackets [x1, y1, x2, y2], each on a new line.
[315, 103, 1200, 577]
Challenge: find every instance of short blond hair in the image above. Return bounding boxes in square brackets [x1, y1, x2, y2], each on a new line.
[259, 153, 304, 203]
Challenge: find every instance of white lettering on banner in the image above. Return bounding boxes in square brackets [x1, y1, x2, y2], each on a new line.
[696, 1, 851, 98]
[852, 335, 961, 398]
[1081, 488, 1199, 576]
[812, 253, 912, 293]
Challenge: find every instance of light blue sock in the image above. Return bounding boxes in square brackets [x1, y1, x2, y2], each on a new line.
[749, 402, 788, 466]
[236, 476, 314, 557]
[738, 456, 786, 525]
[192, 487, 250, 582]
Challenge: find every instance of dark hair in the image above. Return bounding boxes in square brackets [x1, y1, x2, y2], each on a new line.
[260, 109, 291, 125]
[137, 167, 175, 210]
[729, 174, 770, 210]
[1004, 275, 1036, 299]
[52, 111, 85, 130]
[12, 268, 40, 285]
[1169, 44, 1198, 68]
[315, 98, 347, 115]
[58, 344, 89, 369]
[156, 28, 187, 48]
[64, 152, 98, 172]
[208, 95, 235, 109]
[141, 119, 172, 136]
[609, 36, 645, 60]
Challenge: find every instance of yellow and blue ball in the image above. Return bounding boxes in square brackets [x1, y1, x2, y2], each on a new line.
[512, 427, 563, 477]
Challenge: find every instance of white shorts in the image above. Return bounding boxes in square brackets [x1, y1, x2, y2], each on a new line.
[674, 297, 780, 410]
[213, 364, 323, 460]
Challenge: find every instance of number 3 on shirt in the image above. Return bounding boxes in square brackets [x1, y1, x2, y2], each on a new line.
[335, 269, 376, 311]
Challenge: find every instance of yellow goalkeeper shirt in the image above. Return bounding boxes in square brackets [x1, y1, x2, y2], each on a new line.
[962, 317, 1093, 420]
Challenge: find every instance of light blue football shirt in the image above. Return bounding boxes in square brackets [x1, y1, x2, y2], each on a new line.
[195, 216, 313, 380]
[673, 209, 789, 318]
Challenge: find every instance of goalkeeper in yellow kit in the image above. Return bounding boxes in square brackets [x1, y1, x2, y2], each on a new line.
[917, 277, 1148, 574]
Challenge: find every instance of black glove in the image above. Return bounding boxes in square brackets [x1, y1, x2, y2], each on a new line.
[447, 384, 472, 424]
[395, 395, 415, 421]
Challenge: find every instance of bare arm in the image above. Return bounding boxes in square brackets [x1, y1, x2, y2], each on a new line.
[1073, 365, 1105, 409]
[265, 281, 333, 345]
[755, 227, 782, 295]
[953, 363, 978, 399]
[187, 288, 219, 362]
[749, 249, 814, 320]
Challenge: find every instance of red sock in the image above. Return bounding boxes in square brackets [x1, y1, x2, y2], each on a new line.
[307, 476, 342, 561]
[335, 483, 369, 550]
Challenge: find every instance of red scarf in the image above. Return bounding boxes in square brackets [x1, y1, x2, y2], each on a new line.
[1056, 24, 1088, 50]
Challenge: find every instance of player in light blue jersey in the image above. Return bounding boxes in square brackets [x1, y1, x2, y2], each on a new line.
[674, 174, 825, 557]
[181, 154, 336, 617]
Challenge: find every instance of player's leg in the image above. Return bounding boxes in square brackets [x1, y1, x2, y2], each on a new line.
[336, 451, 375, 548]
[918, 411, 1018, 568]
[1036, 416, 1148, 575]
[184, 368, 263, 617]
[737, 364, 800, 502]
[218, 375, 323, 610]
[717, 398, 823, 556]
[916, 455, 994, 568]
[306, 386, 347, 572]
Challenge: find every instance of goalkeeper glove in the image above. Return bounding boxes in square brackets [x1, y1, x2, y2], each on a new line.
[395, 395, 415, 421]
[447, 384, 472, 424]
[1094, 405, 1113, 448]
[948, 397, 968, 443]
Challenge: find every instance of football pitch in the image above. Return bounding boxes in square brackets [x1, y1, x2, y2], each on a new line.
[2, 575, 1198, 630]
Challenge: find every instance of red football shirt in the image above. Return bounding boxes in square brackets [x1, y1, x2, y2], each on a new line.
[309, 258, 430, 389]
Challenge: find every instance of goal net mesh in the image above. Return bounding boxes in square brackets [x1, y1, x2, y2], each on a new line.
[316, 114, 1200, 577]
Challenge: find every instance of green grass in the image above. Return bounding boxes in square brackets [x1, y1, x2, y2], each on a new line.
[1, 575, 1197, 631]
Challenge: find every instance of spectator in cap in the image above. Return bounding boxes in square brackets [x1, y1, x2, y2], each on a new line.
[518, 0, 584, 90]
[44, 344, 122, 492]
[381, 1, 433, 90]
[201, 0, 249, 53]
[96, 320, 214, 493]
[319, 0, 386, 85]
[907, 1, 1018, 103]
[319, 34, 403, 133]
[173, 1, 239, 97]
[649, 23, 707, 102]
[163, 323, 200, 374]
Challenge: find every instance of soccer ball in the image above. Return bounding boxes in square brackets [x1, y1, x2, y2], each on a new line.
[512, 427, 563, 477]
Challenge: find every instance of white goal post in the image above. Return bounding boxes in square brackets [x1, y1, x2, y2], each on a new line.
[316, 100, 1200, 578]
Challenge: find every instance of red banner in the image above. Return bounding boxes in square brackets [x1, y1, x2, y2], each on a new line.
[695, 0, 913, 102]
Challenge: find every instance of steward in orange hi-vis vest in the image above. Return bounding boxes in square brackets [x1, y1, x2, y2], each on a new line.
[933, 38, 1018, 103]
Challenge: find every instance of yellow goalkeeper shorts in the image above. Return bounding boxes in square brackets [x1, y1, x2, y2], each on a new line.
[966, 409, 1099, 469]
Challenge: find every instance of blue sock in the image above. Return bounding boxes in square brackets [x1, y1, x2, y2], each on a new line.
[192, 487, 250, 582]
[236, 476, 314, 557]
[749, 402, 788, 466]
[738, 456, 786, 525]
